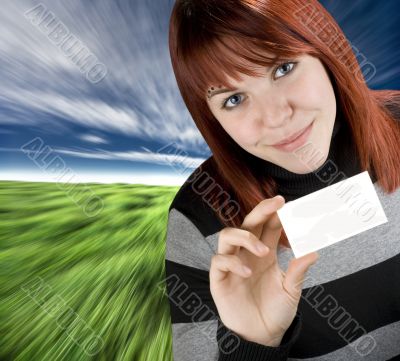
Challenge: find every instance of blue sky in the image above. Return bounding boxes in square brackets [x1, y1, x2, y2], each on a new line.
[0, 0, 399, 186]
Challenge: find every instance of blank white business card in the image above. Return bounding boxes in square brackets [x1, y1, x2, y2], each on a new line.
[277, 171, 388, 258]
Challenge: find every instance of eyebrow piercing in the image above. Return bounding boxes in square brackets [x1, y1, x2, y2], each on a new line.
[207, 85, 222, 98]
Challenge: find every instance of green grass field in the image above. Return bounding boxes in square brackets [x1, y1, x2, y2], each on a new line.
[0, 181, 179, 361]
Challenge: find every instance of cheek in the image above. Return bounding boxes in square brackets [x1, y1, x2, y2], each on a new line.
[223, 121, 260, 147]
[288, 72, 335, 110]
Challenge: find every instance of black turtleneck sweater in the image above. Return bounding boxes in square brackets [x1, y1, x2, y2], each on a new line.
[164, 115, 400, 360]
[259, 114, 366, 202]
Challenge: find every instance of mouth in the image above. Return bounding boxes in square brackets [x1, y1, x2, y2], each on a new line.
[271, 120, 314, 152]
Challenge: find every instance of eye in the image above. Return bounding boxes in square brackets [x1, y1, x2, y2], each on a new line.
[221, 93, 246, 110]
[274, 61, 297, 79]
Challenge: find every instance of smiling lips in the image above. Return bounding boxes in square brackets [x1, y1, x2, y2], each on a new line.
[271, 121, 314, 152]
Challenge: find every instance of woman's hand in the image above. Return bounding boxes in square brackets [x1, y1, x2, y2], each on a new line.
[209, 195, 319, 346]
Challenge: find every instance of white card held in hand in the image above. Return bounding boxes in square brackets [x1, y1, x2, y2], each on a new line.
[277, 171, 388, 258]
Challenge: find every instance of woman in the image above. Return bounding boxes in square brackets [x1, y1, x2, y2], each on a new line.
[164, 0, 400, 360]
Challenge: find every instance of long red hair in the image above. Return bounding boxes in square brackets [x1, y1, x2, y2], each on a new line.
[168, 0, 400, 246]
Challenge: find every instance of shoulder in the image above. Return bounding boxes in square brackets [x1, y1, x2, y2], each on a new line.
[168, 155, 224, 238]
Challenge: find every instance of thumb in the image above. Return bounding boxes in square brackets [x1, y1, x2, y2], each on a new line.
[282, 252, 319, 299]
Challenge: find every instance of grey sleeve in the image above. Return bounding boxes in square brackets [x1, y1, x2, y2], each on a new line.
[164, 208, 221, 361]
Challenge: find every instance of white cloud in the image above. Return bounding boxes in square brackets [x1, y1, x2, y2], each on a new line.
[79, 134, 108, 144]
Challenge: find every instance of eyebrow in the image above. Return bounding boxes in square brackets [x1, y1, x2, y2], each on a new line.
[208, 87, 238, 99]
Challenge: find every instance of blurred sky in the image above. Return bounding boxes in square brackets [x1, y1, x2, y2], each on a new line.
[0, 0, 399, 185]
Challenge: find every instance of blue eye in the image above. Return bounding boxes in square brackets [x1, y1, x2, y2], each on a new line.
[274, 62, 296, 79]
[221, 94, 245, 110]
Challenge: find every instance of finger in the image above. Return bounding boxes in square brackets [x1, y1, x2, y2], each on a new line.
[282, 252, 319, 299]
[241, 196, 285, 234]
[209, 254, 252, 283]
[265, 211, 283, 231]
[218, 227, 270, 256]
[259, 211, 284, 250]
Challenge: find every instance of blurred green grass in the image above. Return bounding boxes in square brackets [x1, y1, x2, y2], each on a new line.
[0, 181, 179, 361]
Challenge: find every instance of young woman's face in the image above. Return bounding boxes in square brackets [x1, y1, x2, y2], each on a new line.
[206, 54, 337, 174]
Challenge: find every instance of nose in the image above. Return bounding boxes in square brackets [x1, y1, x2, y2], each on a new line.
[254, 92, 292, 129]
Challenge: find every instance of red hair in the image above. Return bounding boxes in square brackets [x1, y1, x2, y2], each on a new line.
[168, 0, 400, 247]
